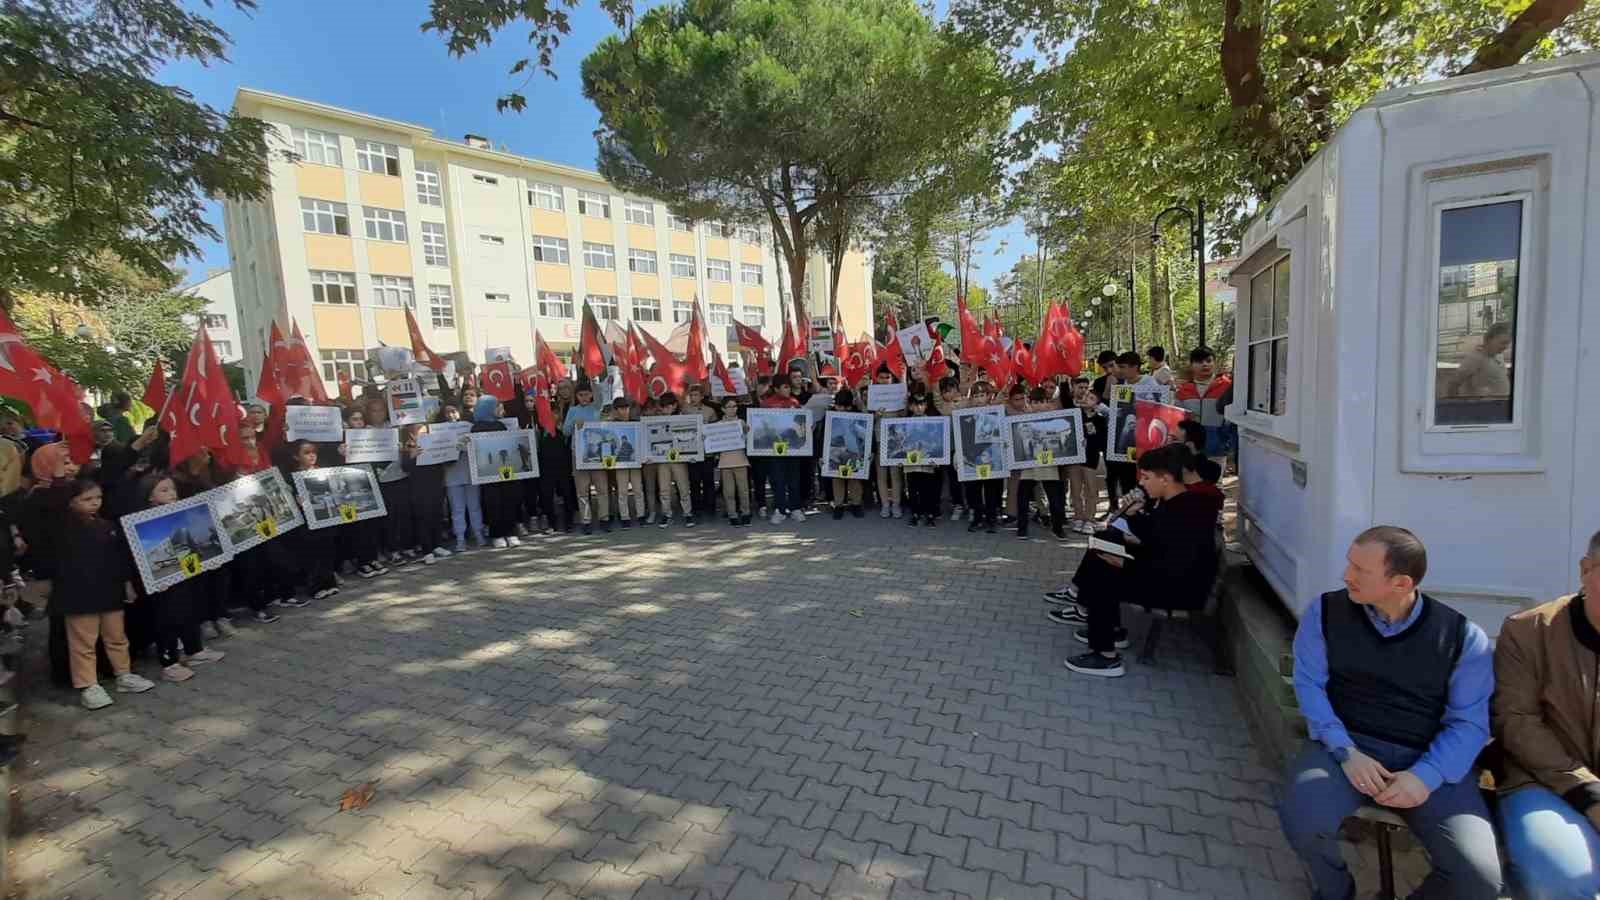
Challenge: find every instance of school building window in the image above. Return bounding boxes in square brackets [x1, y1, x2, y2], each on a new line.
[300, 198, 350, 236]
[740, 263, 763, 285]
[428, 285, 455, 329]
[309, 270, 357, 304]
[484, 292, 511, 304]
[355, 140, 400, 176]
[539, 291, 574, 318]
[421, 222, 448, 266]
[669, 214, 694, 233]
[738, 226, 762, 245]
[320, 349, 366, 383]
[370, 274, 415, 309]
[672, 300, 693, 323]
[742, 306, 765, 327]
[588, 294, 619, 320]
[583, 242, 616, 270]
[479, 233, 505, 246]
[213, 341, 233, 358]
[709, 303, 733, 325]
[1247, 255, 1290, 416]
[472, 173, 499, 186]
[577, 190, 610, 219]
[362, 206, 408, 242]
[532, 235, 569, 264]
[528, 182, 564, 211]
[624, 199, 655, 226]
[632, 297, 661, 322]
[202, 313, 228, 329]
[669, 254, 696, 278]
[291, 127, 342, 166]
[628, 249, 658, 275]
[415, 161, 442, 206]
[706, 258, 732, 282]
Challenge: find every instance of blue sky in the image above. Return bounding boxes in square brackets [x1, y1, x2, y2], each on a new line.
[163, 0, 1027, 293]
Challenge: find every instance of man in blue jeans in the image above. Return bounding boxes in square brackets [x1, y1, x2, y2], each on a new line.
[1492, 529, 1600, 899]
[1279, 526, 1502, 899]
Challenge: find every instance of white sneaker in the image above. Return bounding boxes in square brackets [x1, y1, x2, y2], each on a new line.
[454, 539, 467, 553]
[187, 649, 225, 665]
[506, 536, 522, 548]
[879, 505, 892, 519]
[951, 507, 965, 522]
[115, 672, 154, 693]
[162, 664, 194, 682]
[770, 511, 785, 525]
[216, 619, 239, 638]
[420, 552, 437, 566]
[80, 684, 113, 709]
[757, 507, 768, 519]
[892, 504, 903, 519]
[790, 510, 806, 523]
[432, 546, 452, 559]
[514, 524, 528, 538]
[491, 537, 508, 549]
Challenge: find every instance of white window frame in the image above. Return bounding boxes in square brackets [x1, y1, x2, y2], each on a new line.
[532, 235, 569, 264]
[632, 297, 662, 322]
[370, 274, 415, 309]
[484, 292, 512, 304]
[588, 294, 620, 321]
[472, 173, 500, 186]
[672, 300, 693, 324]
[428, 285, 455, 329]
[300, 198, 350, 236]
[529, 182, 564, 211]
[355, 140, 401, 176]
[706, 258, 732, 283]
[709, 303, 733, 326]
[538, 291, 575, 318]
[628, 249, 658, 274]
[1402, 160, 1545, 472]
[742, 306, 766, 327]
[583, 241, 616, 270]
[421, 222, 448, 266]
[669, 214, 695, 233]
[740, 263, 763, 285]
[320, 349, 367, 384]
[363, 207, 408, 242]
[214, 340, 233, 358]
[577, 190, 611, 219]
[291, 127, 342, 167]
[738, 226, 762, 245]
[1228, 211, 1306, 447]
[309, 270, 358, 305]
[202, 313, 228, 329]
[669, 254, 696, 278]
[624, 199, 655, 226]
[479, 233, 506, 247]
[1244, 254, 1290, 418]
[415, 161, 442, 206]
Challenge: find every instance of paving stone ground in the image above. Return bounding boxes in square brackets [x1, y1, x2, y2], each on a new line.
[11, 514, 1311, 899]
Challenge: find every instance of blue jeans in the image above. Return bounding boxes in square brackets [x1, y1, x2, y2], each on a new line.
[1278, 736, 1502, 900]
[1500, 785, 1600, 899]
[446, 484, 484, 542]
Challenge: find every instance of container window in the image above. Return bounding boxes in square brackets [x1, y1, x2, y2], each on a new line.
[1246, 255, 1289, 416]
[1432, 200, 1521, 426]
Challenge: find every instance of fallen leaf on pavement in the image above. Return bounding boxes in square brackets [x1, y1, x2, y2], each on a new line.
[338, 782, 377, 811]
[848, 609, 864, 618]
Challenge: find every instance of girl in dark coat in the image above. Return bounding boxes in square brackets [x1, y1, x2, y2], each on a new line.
[132, 473, 225, 684]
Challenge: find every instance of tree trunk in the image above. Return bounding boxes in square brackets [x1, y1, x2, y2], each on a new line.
[1459, 0, 1584, 75]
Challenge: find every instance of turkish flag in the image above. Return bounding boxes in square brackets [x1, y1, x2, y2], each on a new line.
[141, 360, 168, 413]
[165, 324, 245, 467]
[638, 325, 693, 397]
[709, 342, 737, 395]
[1034, 301, 1085, 380]
[1135, 400, 1190, 454]
[481, 360, 515, 401]
[685, 301, 709, 384]
[926, 340, 949, 381]
[957, 294, 986, 370]
[578, 302, 608, 378]
[879, 310, 905, 378]
[407, 307, 445, 372]
[532, 375, 558, 435]
[776, 316, 804, 376]
[980, 315, 1013, 387]
[0, 306, 93, 462]
[337, 368, 354, 402]
[534, 330, 567, 386]
[732, 318, 770, 355]
[841, 339, 874, 388]
[271, 321, 328, 402]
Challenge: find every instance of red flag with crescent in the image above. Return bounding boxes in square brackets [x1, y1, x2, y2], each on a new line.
[141, 359, 168, 414]
[277, 321, 329, 402]
[534, 330, 567, 386]
[533, 375, 558, 435]
[709, 343, 737, 395]
[1134, 400, 1190, 455]
[407, 307, 446, 372]
[638, 324, 692, 396]
[1034, 301, 1085, 380]
[0, 305, 93, 462]
[481, 360, 515, 401]
[877, 310, 906, 379]
[841, 338, 874, 388]
[165, 323, 245, 466]
[578, 302, 608, 378]
[732, 318, 770, 356]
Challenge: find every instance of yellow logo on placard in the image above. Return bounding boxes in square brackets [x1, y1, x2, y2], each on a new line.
[839, 463, 854, 478]
[976, 463, 991, 479]
[907, 450, 923, 465]
[338, 504, 358, 523]
[499, 465, 515, 481]
[773, 440, 789, 456]
[180, 553, 202, 577]
[602, 454, 617, 469]
[1127, 447, 1142, 461]
[1036, 449, 1054, 466]
[255, 517, 277, 539]
[667, 448, 679, 462]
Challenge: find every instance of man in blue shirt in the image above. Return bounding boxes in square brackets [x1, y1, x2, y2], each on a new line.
[1279, 526, 1502, 899]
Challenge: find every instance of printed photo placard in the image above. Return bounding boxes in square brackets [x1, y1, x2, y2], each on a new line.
[121, 496, 232, 594]
[951, 405, 1010, 481]
[642, 415, 705, 463]
[207, 469, 303, 554]
[879, 416, 951, 466]
[416, 421, 471, 466]
[1107, 383, 1175, 462]
[747, 408, 814, 457]
[821, 412, 873, 479]
[573, 421, 644, 470]
[293, 465, 388, 530]
[468, 430, 540, 484]
[1006, 408, 1086, 470]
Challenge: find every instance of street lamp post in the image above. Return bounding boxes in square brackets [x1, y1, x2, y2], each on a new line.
[1102, 264, 1135, 349]
[1151, 198, 1207, 350]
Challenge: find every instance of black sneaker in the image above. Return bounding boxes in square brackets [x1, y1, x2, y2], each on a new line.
[1046, 607, 1088, 626]
[833, 507, 844, 520]
[925, 517, 938, 527]
[1064, 651, 1125, 678]
[583, 523, 593, 535]
[740, 515, 752, 526]
[728, 517, 739, 526]
[620, 517, 632, 529]
[1074, 627, 1130, 650]
[636, 518, 647, 528]
[273, 596, 309, 609]
[851, 506, 864, 519]
[254, 610, 280, 624]
[985, 522, 996, 534]
[601, 520, 613, 533]
[685, 516, 697, 528]
[968, 520, 981, 533]
[1042, 587, 1079, 604]
[1017, 529, 1029, 539]
[658, 516, 671, 529]
[908, 515, 919, 526]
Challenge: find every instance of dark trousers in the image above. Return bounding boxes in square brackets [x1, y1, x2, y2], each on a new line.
[342, 518, 382, 566]
[689, 459, 717, 514]
[1105, 461, 1136, 508]
[944, 465, 961, 508]
[380, 479, 414, 553]
[1280, 736, 1502, 900]
[287, 526, 337, 594]
[906, 472, 941, 518]
[480, 481, 520, 538]
[1072, 546, 1134, 652]
[412, 483, 446, 549]
[154, 582, 203, 666]
[964, 480, 1002, 524]
[1016, 480, 1065, 535]
[752, 459, 769, 510]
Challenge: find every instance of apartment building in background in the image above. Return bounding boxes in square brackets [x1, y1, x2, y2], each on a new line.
[222, 89, 874, 391]
[179, 268, 243, 364]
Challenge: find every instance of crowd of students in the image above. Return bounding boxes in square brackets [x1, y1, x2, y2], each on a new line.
[0, 343, 1232, 710]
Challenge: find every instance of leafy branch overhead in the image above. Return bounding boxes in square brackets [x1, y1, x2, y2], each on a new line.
[0, 0, 275, 307]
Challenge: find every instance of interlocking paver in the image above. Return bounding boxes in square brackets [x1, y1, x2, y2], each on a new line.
[15, 519, 1292, 898]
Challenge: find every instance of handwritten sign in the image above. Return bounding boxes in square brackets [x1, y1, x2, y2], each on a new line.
[866, 383, 907, 413]
[701, 420, 745, 454]
[285, 406, 344, 443]
[344, 427, 400, 464]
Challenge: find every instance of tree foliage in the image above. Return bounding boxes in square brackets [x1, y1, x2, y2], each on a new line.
[0, 0, 273, 307]
[578, 0, 1010, 326]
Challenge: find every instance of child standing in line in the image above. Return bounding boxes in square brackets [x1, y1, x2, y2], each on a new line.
[759, 379, 804, 525]
[275, 440, 340, 601]
[827, 389, 865, 520]
[683, 383, 718, 518]
[608, 397, 647, 527]
[565, 381, 612, 534]
[1067, 378, 1107, 533]
[50, 478, 157, 709]
[134, 474, 226, 683]
[653, 392, 695, 528]
[937, 376, 966, 522]
[870, 366, 904, 519]
[901, 392, 942, 527]
[470, 396, 521, 549]
[961, 381, 1002, 533]
[639, 397, 662, 525]
[716, 397, 752, 526]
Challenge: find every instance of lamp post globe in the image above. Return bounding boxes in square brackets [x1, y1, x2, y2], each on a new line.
[1101, 283, 1118, 298]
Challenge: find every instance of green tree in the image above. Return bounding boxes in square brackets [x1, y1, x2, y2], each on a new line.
[576, 0, 1009, 328]
[0, 1, 273, 307]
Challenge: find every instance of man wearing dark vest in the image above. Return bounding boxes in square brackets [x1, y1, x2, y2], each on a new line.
[1279, 526, 1501, 899]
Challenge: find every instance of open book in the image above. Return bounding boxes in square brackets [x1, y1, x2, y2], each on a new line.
[1088, 535, 1132, 559]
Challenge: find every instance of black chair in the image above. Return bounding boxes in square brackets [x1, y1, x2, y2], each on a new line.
[1136, 524, 1233, 675]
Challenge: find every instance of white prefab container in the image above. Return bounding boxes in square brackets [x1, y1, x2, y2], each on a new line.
[1226, 52, 1600, 636]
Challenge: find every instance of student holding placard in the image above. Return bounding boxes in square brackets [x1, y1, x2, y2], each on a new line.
[683, 384, 718, 518]
[715, 397, 752, 526]
[608, 397, 647, 527]
[901, 392, 943, 526]
[132, 473, 225, 684]
[400, 424, 452, 561]
[652, 392, 695, 528]
[959, 381, 1003, 533]
[274, 440, 340, 601]
[870, 367, 904, 519]
[470, 396, 521, 549]
[758, 380, 807, 525]
[564, 380, 611, 534]
[825, 389, 868, 519]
